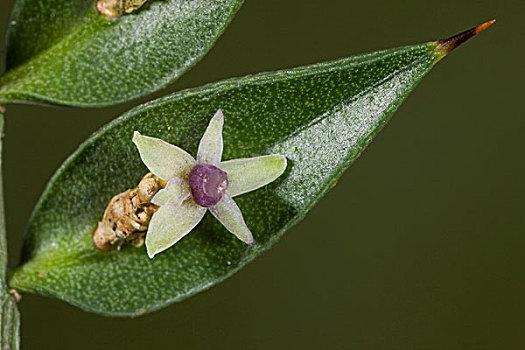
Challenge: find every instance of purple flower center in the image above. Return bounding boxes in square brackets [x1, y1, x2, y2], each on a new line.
[189, 163, 229, 208]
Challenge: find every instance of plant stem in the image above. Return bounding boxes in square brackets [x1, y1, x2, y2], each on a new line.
[0, 108, 6, 282]
[1, 294, 19, 350]
[0, 109, 20, 350]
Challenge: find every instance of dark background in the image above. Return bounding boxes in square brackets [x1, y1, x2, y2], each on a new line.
[0, 0, 523, 348]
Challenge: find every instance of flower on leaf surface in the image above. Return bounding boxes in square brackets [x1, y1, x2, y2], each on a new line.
[133, 110, 287, 258]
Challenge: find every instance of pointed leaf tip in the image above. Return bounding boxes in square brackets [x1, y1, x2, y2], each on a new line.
[435, 19, 495, 56]
[474, 19, 496, 34]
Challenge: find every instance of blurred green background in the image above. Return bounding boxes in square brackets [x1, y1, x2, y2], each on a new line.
[0, 0, 523, 348]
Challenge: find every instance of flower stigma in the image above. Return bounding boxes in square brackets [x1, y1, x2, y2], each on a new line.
[189, 163, 229, 208]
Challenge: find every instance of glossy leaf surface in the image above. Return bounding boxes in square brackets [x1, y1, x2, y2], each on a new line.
[8, 26, 488, 316]
[0, 0, 243, 107]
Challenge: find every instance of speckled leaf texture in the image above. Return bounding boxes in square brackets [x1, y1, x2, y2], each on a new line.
[0, 0, 243, 107]
[7, 34, 481, 316]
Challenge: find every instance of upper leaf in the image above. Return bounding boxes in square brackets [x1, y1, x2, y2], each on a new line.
[0, 0, 243, 107]
[7, 23, 492, 316]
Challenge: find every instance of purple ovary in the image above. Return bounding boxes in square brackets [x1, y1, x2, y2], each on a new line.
[189, 163, 229, 208]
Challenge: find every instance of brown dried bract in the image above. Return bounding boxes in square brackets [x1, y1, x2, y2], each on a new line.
[96, 0, 123, 18]
[96, 0, 149, 18]
[93, 173, 165, 251]
[9, 289, 21, 303]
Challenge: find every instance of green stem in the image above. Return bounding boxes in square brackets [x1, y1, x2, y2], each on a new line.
[0, 109, 20, 350]
[1, 294, 19, 350]
[0, 108, 7, 285]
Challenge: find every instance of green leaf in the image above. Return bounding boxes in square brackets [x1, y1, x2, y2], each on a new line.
[0, 0, 243, 107]
[0, 111, 20, 349]
[8, 24, 492, 316]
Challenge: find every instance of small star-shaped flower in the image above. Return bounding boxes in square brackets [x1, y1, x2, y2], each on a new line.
[133, 109, 287, 258]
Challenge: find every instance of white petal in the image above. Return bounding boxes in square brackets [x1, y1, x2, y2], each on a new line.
[219, 155, 287, 197]
[196, 109, 224, 165]
[151, 177, 190, 206]
[133, 131, 196, 181]
[145, 200, 206, 258]
[209, 194, 254, 245]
